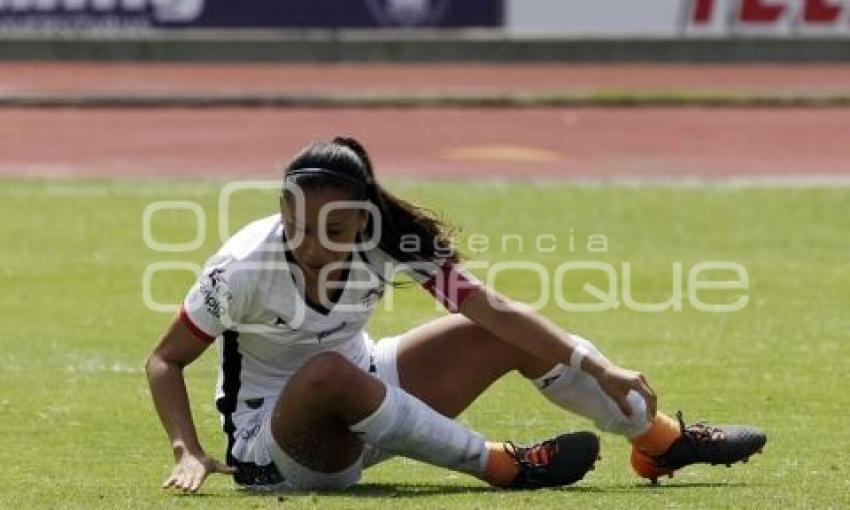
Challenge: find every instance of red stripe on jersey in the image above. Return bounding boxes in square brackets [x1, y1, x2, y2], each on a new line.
[421, 261, 480, 313]
[180, 305, 216, 343]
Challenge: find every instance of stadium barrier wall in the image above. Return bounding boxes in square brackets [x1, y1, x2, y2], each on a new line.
[1, 31, 849, 62]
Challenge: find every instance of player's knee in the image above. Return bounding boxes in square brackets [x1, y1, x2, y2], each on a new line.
[296, 352, 362, 396]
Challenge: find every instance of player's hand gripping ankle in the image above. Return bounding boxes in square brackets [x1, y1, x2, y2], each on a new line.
[597, 365, 658, 419]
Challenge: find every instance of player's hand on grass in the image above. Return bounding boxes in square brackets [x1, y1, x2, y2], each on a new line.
[162, 451, 236, 493]
[597, 365, 658, 420]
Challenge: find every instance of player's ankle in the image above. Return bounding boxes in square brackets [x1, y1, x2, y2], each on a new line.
[631, 412, 682, 457]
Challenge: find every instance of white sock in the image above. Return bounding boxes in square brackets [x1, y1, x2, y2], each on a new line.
[350, 384, 488, 477]
[532, 340, 652, 439]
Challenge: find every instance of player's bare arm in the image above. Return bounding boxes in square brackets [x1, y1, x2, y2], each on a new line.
[146, 315, 235, 493]
[458, 285, 657, 418]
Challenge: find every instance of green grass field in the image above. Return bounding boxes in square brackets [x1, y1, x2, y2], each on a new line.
[1, 178, 848, 509]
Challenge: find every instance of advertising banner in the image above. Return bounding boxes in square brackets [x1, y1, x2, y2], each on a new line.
[0, 0, 504, 31]
[684, 0, 850, 35]
[507, 0, 850, 36]
[507, 0, 681, 35]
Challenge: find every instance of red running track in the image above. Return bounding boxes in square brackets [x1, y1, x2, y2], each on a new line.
[1, 107, 847, 180]
[1, 63, 849, 95]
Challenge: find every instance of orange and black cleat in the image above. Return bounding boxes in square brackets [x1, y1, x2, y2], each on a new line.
[505, 431, 600, 489]
[631, 411, 767, 484]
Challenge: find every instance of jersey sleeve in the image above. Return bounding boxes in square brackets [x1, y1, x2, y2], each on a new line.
[362, 247, 483, 313]
[180, 254, 248, 342]
[413, 259, 483, 313]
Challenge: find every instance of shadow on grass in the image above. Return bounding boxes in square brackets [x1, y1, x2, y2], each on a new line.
[174, 480, 763, 500]
[598, 481, 764, 491]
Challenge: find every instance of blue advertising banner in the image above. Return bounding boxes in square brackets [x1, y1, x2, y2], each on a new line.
[0, 0, 504, 31]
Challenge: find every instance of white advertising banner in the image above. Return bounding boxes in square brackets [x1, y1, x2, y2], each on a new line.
[507, 0, 682, 35]
[507, 0, 850, 36]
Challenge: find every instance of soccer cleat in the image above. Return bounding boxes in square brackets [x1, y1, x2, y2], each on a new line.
[631, 411, 767, 484]
[505, 431, 600, 489]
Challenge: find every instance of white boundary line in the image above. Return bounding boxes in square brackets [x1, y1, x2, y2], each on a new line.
[386, 174, 850, 188]
[3, 172, 850, 189]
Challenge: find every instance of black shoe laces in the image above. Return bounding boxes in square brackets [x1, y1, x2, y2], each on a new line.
[676, 410, 725, 444]
[505, 439, 557, 468]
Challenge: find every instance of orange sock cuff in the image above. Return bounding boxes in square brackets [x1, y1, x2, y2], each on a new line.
[484, 442, 519, 487]
[631, 412, 681, 457]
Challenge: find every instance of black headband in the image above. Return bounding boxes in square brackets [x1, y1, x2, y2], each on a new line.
[284, 167, 370, 200]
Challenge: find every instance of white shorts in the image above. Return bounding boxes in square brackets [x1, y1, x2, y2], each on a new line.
[231, 334, 402, 491]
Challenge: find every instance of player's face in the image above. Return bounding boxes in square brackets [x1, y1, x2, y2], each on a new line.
[280, 187, 367, 280]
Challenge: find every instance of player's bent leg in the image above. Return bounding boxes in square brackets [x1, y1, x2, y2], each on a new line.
[394, 314, 554, 418]
[392, 315, 600, 489]
[527, 335, 768, 484]
[394, 316, 643, 436]
[265, 351, 383, 489]
[392, 317, 765, 486]
[269, 351, 511, 489]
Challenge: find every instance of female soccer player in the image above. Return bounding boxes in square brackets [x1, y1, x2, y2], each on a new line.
[147, 137, 766, 493]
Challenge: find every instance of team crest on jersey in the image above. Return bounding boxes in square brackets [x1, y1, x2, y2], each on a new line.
[199, 267, 231, 319]
[365, 0, 451, 26]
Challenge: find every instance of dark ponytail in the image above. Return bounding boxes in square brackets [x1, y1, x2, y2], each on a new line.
[284, 136, 459, 265]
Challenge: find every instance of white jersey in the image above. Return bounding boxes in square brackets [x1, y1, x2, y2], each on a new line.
[180, 214, 476, 456]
